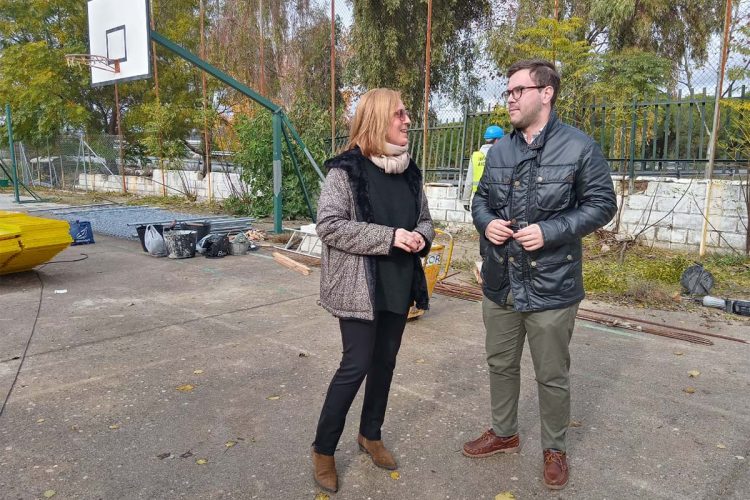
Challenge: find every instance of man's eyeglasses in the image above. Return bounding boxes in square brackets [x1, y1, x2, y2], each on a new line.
[502, 85, 546, 101]
[395, 108, 409, 121]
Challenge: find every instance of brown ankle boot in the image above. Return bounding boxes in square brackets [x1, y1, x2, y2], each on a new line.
[357, 434, 397, 470]
[312, 448, 338, 492]
[543, 449, 569, 490]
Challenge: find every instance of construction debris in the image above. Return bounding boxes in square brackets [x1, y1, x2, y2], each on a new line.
[432, 281, 739, 346]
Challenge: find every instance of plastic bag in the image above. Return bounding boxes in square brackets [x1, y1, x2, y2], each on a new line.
[197, 234, 230, 258]
[144, 224, 167, 257]
[196, 234, 211, 254]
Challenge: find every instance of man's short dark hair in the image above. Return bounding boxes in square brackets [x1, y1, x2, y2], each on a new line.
[507, 59, 561, 107]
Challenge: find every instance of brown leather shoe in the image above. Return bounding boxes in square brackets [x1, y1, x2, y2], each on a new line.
[462, 429, 520, 458]
[312, 448, 338, 492]
[357, 434, 398, 470]
[543, 449, 569, 490]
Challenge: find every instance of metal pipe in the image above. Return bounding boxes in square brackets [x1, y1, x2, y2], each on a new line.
[578, 307, 749, 344]
[114, 83, 126, 193]
[700, 0, 733, 256]
[200, 0, 212, 203]
[330, 0, 336, 157]
[5, 104, 20, 203]
[422, 0, 433, 177]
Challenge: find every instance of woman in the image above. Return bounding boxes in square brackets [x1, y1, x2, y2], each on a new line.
[311, 88, 434, 493]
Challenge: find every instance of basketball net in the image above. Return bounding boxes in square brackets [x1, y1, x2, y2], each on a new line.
[65, 54, 121, 73]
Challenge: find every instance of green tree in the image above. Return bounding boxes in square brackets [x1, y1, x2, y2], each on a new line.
[491, 0, 725, 90]
[0, 0, 95, 143]
[232, 95, 326, 219]
[348, 0, 491, 115]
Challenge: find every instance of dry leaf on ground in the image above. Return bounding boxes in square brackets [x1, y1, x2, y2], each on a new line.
[43, 491, 56, 498]
[176, 384, 195, 392]
[225, 441, 236, 448]
[314, 493, 330, 500]
[495, 492, 516, 500]
[717, 444, 727, 449]
[193, 369, 204, 375]
[390, 471, 400, 480]
[267, 395, 280, 400]
[683, 387, 696, 394]
[688, 370, 701, 378]
[108, 424, 120, 430]
[569, 420, 583, 427]
[673, 351, 684, 356]
[196, 458, 208, 465]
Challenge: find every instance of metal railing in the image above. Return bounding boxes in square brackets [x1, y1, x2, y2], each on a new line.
[329, 86, 749, 186]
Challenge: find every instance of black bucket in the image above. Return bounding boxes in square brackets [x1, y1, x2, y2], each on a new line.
[136, 224, 165, 252]
[181, 222, 210, 244]
[163, 230, 197, 259]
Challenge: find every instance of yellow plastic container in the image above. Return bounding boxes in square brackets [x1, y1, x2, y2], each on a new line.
[408, 228, 454, 319]
[0, 222, 22, 269]
[0, 211, 72, 275]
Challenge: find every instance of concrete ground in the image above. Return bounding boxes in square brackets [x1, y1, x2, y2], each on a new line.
[1, 214, 749, 499]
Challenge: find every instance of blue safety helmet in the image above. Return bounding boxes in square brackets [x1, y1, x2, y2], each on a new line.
[484, 125, 504, 141]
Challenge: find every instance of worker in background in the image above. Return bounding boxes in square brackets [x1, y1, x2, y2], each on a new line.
[463, 125, 504, 258]
[462, 125, 504, 212]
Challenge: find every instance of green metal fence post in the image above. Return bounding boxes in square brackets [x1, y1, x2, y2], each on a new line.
[273, 112, 283, 234]
[5, 104, 20, 203]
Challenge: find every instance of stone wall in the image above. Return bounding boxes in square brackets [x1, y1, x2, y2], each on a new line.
[76, 169, 248, 201]
[424, 179, 748, 255]
[74, 172, 747, 254]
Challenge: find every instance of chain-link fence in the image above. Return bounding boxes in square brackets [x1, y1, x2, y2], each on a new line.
[0, 134, 121, 193]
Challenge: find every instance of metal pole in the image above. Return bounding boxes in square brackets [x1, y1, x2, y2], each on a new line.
[281, 114, 325, 182]
[151, 31, 280, 112]
[150, 0, 166, 197]
[259, 0, 265, 96]
[699, 0, 732, 256]
[114, 82, 126, 193]
[330, 0, 336, 156]
[5, 104, 20, 203]
[282, 125, 315, 221]
[422, 0, 433, 178]
[628, 98, 637, 193]
[200, 0, 212, 203]
[272, 112, 283, 233]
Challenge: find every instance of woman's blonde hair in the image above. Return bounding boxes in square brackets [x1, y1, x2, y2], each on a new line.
[344, 88, 403, 157]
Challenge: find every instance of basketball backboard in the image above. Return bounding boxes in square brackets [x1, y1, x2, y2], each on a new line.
[87, 0, 152, 87]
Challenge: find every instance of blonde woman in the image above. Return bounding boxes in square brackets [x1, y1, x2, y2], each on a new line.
[311, 88, 434, 493]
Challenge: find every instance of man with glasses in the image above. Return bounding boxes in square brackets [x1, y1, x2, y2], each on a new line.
[463, 59, 616, 490]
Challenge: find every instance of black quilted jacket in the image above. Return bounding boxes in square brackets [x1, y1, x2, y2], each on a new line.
[472, 112, 617, 312]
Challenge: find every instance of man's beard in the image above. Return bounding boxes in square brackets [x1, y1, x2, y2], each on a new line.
[510, 99, 542, 131]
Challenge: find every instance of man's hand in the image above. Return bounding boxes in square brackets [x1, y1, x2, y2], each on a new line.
[513, 224, 544, 251]
[484, 219, 514, 245]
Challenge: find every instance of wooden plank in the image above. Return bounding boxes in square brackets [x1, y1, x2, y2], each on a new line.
[272, 251, 311, 276]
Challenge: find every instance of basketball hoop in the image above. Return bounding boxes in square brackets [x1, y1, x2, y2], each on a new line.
[65, 54, 121, 73]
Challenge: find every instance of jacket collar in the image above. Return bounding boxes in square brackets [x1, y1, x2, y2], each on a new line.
[324, 147, 423, 223]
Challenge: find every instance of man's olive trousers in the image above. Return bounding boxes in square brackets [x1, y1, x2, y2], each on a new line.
[482, 296, 579, 452]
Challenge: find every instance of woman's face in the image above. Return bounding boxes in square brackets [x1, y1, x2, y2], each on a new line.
[386, 100, 410, 146]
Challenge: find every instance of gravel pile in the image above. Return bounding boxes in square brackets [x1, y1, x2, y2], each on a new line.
[37, 205, 204, 240]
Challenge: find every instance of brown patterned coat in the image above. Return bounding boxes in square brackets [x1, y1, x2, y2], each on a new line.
[316, 148, 435, 320]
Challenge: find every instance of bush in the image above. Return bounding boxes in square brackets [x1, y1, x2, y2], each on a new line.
[233, 97, 327, 219]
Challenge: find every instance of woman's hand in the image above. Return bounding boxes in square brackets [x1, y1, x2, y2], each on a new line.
[394, 228, 424, 253]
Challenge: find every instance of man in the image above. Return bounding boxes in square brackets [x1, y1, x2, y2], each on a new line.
[462, 125, 505, 212]
[464, 59, 617, 490]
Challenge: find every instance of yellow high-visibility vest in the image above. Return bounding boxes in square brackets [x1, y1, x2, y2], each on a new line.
[471, 150, 487, 193]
